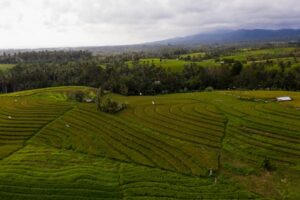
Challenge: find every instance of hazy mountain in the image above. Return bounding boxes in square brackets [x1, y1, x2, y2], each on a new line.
[154, 29, 300, 45]
[1, 29, 300, 54]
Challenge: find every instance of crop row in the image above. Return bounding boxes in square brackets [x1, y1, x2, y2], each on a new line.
[0, 97, 72, 159]
[34, 103, 222, 176]
[0, 144, 259, 200]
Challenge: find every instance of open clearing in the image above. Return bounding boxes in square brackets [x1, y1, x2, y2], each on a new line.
[0, 64, 15, 72]
[0, 87, 299, 199]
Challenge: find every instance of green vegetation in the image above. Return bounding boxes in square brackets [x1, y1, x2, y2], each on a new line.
[179, 52, 206, 58]
[0, 86, 299, 199]
[96, 87, 127, 113]
[127, 58, 195, 72]
[0, 64, 15, 72]
[1, 46, 300, 95]
[221, 47, 296, 61]
[127, 58, 221, 71]
[125, 47, 300, 73]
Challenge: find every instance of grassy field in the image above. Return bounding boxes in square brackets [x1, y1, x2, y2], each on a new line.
[221, 47, 297, 61]
[0, 86, 299, 199]
[127, 58, 220, 72]
[0, 64, 15, 72]
[126, 47, 299, 72]
[127, 58, 197, 72]
[179, 52, 205, 59]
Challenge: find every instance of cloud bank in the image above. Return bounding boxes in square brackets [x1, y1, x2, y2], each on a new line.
[0, 0, 299, 48]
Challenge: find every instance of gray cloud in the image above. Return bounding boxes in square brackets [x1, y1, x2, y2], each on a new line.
[0, 0, 10, 7]
[1, 0, 300, 48]
[70, 0, 300, 37]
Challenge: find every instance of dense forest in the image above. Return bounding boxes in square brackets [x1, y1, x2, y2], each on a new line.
[0, 51, 92, 63]
[0, 46, 300, 95]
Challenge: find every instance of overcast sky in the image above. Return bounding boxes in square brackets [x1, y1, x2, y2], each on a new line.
[0, 0, 299, 48]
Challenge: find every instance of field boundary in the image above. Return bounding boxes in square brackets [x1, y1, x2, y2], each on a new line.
[27, 105, 76, 144]
[1, 105, 76, 161]
[218, 119, 229, 171]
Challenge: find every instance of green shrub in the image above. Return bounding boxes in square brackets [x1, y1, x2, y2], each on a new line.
[262, 157, 275, 171]
[205, 86, 214, 92]
[98, 97, 127, 114]
[96, 87, 127, 114]
[68, 91, 85, 102]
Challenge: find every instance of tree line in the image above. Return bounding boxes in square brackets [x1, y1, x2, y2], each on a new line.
[1, 58, 300, 95]
[0, 50, 92, 64]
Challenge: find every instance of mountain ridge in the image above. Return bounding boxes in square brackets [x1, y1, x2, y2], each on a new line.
[1, 29, 300, 54]
[151, 29, 300, 45]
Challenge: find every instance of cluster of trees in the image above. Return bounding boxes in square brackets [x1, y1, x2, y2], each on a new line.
[1, 47, 300, 95]
[0, 50, 92, 64]
[1, 58, 300, 95]
[0, 61, 102, 93]
[102, 59, 300, 95]
[96, 87, 126, 113]
[238, 62, 300, 90]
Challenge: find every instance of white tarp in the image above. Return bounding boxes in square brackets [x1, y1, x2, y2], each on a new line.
[276, 96, 292, 101]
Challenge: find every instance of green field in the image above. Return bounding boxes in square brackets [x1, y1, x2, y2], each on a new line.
[0, 87, 299, 199]
[126, 47, 299, 72]
[0, 64, 15, 72]
[222, 47, 297, 61]
[127, 58, 197, 72]
[179, 52, 206, 59]
[127, 58, 220, 72]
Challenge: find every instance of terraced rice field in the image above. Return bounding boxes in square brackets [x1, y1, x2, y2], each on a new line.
[0, 87, 299, 199]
